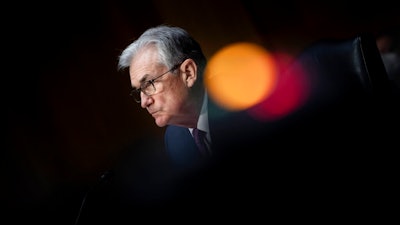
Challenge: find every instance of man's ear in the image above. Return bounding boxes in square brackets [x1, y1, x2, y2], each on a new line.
[180, 58, 197, 87]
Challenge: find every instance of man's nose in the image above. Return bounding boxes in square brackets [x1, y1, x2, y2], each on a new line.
[140, 94, 152, 108]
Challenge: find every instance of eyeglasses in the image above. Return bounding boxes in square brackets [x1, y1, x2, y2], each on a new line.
[130, 63, 181, 103]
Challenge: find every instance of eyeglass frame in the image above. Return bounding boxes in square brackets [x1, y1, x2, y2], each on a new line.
[129, 62, 182, 103]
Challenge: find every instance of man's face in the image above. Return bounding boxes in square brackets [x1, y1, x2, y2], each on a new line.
[129, 47, 191, 127]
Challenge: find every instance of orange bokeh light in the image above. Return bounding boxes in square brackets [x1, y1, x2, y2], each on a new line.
[204, 42, 278, 111]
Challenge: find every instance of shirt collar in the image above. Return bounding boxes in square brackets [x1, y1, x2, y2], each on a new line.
[189, 91, 209, 134]
[197, 92, 209, 133]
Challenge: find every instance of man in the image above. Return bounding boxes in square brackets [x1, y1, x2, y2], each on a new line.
[117, 25, 212, 170]
[72, 26, 217, 224]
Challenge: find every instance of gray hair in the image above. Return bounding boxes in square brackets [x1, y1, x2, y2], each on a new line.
[117, 25, 207, 79]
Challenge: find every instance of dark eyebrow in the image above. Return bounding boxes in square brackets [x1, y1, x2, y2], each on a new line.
[139, 74, 150, 84]
[131, 74, 150, 90]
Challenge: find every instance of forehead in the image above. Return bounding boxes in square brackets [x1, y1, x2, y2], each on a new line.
[129, 46, 161, 82]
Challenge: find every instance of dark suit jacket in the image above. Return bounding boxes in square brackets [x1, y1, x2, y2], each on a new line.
[164, 125, 203, 169]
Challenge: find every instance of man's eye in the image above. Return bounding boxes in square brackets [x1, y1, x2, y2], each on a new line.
[143, 81, 151, 89]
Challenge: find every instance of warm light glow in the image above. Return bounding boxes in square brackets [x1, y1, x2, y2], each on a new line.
[248, 52, 310, 122]
[204, 42, 277, 111]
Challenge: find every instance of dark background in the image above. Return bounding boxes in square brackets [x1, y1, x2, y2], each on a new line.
[3, 0, 399, 224]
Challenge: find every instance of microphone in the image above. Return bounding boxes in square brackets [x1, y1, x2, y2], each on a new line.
[74, 170, 114, 225]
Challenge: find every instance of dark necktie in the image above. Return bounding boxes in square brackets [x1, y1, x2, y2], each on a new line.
[193, 128, 209, 156]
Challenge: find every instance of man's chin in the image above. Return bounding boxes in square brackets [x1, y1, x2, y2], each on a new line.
[154, 118, 167, 127]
